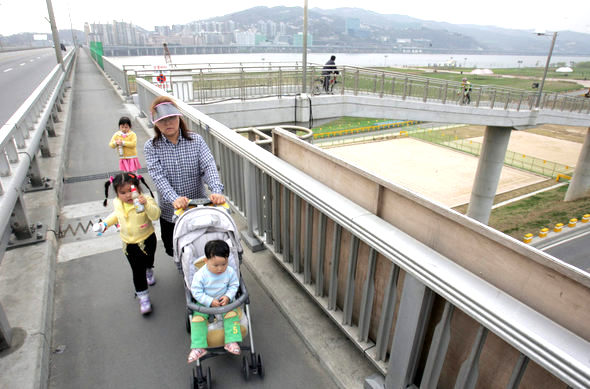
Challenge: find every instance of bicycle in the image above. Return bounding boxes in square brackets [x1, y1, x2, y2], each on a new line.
[312, 74, 340, 95]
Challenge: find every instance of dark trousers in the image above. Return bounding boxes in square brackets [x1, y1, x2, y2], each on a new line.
[125, 233, 157, 292]
[160, 217, 175, 257]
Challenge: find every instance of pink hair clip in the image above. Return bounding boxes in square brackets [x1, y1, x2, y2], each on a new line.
[109, 176, 114, 183]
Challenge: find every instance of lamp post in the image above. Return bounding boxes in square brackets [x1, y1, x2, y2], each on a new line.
[301, 0, 308, 93]
[535, 31, 557, 108]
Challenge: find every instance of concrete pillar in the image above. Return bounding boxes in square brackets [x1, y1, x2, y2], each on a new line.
[467, 126, 512, 225]
[564, 127, 590, 201]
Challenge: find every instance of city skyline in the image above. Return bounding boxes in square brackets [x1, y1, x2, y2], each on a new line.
[1, 0, 590, 37]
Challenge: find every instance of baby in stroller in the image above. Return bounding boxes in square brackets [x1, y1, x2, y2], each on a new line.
[188, 239, 242, 362]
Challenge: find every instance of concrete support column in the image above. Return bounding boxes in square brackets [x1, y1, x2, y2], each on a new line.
[467, 126, 512, 225]
[565, 127, 590, 201]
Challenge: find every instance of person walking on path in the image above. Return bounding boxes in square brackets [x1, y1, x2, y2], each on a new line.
[322, 55, 339, 92]
[460, 77, 472, 104]
[93, 173, 160, 315]
[109, 116, 142, 174]
[144, 96, 225, 257]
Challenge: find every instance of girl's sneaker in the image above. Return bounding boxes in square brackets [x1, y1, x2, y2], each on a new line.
[146, 268, 156, 286]
[137, 291, 152, 315]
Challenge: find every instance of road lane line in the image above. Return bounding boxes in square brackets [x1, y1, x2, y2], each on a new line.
[541, 229, 590, 251]
[3, 68, 12, 72]
[19, 62, 26, 66]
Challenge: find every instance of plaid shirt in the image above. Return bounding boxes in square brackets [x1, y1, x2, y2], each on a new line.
[144, 132, 224, 222]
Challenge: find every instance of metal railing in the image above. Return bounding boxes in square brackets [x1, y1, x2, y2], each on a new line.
[0, 49, 76, 350]
[134, 77, 589, 389]
[102, 58, 590, 115]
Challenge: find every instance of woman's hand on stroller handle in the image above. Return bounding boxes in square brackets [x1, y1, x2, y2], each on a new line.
[172, 196, 229, 221]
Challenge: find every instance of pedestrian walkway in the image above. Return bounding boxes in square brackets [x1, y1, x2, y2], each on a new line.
[0, 49, 378, 389]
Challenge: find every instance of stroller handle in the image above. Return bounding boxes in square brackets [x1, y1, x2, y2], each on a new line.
[186, 275, 249, 315]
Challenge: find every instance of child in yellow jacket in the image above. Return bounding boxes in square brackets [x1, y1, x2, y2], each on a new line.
[109, 116, 141, 174]
[93, 172, 160, 315]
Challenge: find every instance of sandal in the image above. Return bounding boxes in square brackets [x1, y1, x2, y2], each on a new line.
[224, 342, 241, 355]
[187, 348, 207, 363]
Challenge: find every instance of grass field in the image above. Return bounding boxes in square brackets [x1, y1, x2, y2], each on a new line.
[376, 65, 587, 93]
[486, 185, 590, 240]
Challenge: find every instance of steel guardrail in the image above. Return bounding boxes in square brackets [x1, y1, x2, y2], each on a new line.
[102, 60, 590, 116]
[0, 50, 75, 249]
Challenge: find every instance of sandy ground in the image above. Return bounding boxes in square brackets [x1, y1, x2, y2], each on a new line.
[326, 138, 548, 208]
[470, 131, 583, 167]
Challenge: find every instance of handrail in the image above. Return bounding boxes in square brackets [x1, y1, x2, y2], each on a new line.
[103, 61, 590, 115]
[134, 77, 589, 388]
[0, 50, 75, 245]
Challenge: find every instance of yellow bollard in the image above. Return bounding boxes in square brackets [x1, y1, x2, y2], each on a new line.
[582, 214, 590, 223]
[568, 218, 577, 228]
[538, 228, 549, 238]
[523, 233, 533, 243]
[554, 223, 563, 232]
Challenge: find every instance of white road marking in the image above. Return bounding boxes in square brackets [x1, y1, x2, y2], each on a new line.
[3, 68, 12, 72]
[19, 62, 26, 66]
[29, 59, 34, 62]
[541, 229, 590, 251]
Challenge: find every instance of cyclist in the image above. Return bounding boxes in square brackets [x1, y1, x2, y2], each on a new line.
[322, 55, 339, 93]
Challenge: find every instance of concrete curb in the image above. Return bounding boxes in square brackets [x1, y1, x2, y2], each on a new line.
[0, 51, 77, 389]
[531, 221, 590, 249]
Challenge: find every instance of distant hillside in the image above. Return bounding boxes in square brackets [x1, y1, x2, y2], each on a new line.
[206, 6, 590, 55]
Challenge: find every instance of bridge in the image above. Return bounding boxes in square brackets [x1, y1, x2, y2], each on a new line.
[0, 48, 589, 389]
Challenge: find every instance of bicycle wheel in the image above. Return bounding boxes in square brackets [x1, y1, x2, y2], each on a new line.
[330, 81, 341, 95]
[312, 81, 323, 95]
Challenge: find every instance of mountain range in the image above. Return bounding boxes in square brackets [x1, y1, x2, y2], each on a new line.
[206, 6, 590, 55]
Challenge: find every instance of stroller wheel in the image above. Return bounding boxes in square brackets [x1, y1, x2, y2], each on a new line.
[241, 355, 250, 380]
[256, 353, 264, 379]
[192, 365, 211, 389]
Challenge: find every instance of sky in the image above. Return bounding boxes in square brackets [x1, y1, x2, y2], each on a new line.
[1, 0, 590, 36]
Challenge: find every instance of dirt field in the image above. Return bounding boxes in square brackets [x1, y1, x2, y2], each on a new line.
[324, 124, 586, 208]
[325, 137, 547, 208]
[469, 131, 583, 167]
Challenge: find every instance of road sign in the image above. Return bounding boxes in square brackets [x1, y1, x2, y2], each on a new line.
[157, 74, 166, 83]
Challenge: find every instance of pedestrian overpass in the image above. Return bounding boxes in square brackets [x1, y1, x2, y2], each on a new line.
[0, 49, 589, 389]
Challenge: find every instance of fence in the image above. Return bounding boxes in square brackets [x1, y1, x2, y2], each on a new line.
[101, 57, 590, 116]
[134, 77, 589, 389]
[409, 128, 575, 178]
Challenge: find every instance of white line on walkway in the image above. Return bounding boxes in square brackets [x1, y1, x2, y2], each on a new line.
[19, 62, 26, 66]
[3, 68, 12, 72]
[491, 183, 567, 209]
[540, 229, 590, 251]
[29, 59, 34, 62]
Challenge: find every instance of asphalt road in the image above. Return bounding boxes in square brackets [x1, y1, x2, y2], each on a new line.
[544, 230, 590, 273]
[0, 48, 60, 126]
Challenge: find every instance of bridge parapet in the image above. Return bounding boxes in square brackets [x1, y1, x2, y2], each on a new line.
[135, 77, 590, 388]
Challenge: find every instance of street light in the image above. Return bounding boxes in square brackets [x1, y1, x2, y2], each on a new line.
[535, 31, 557, 108]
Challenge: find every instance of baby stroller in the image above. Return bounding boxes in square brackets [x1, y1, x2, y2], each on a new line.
[173, 199, 264, 389]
